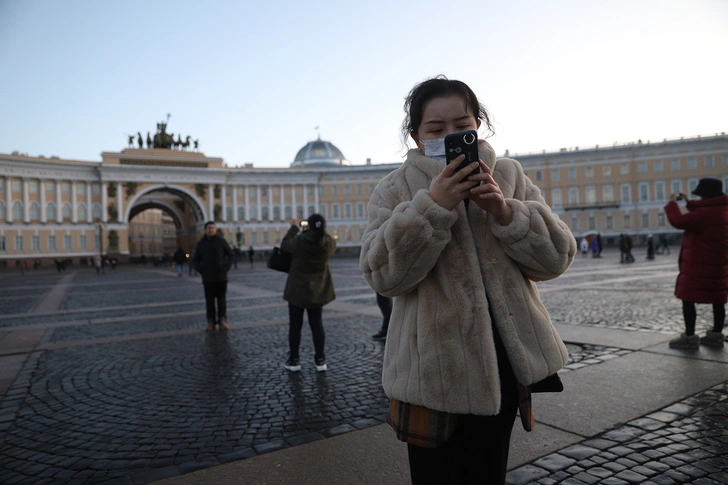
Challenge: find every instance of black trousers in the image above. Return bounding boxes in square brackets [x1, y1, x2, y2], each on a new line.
[683, 300, 725, 334]
[376, 293, 392, 333]
[288, 303, 325, 360]
[204, 281, 227, 322]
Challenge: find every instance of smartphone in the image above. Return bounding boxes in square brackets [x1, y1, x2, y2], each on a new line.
[445, 130, 480, 180]
[300, 220, 309, 231]
[676, 193, 686, 201]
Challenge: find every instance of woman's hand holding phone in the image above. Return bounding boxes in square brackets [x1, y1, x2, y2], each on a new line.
[429, 155, 479, 210]
[468, 160, 513, 226]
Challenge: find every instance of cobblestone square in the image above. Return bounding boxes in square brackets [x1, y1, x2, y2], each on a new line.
[0, 250, 726, 485]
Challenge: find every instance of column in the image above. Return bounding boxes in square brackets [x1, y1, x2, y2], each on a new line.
[55, 180, 62, 223]
[303, 184, 308, 218]
[256, 185, 262, 222]
[291, 184, 297, 218]
[5, 177, 11, 222]
[23, 178, 29, 223]
[86, 182, 92, 223]
[232, 184, 238, 222]
[208, 184, 214, 221]
[71, 181, 77, 223]
[222, 185, 228, 222]
[40, 179, 47, 223]
[101, 179, 108, 223]
[268, 184, 273, 222]
[314, 182, 319, 214]
[279, 184, 285, 221]
[244, 185, 250, 222]
[116, 182, 123, 222]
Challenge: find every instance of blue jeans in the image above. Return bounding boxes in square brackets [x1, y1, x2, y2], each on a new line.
[177, 264, 183, 276]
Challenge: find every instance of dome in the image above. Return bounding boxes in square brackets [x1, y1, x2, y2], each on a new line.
[291, 137, 350, 168]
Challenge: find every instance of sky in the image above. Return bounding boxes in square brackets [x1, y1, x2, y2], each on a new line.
[1, 0, 727, 168]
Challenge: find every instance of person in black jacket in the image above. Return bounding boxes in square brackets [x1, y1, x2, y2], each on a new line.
[193, 222, 234, 331]
[173, 247, 187, 277]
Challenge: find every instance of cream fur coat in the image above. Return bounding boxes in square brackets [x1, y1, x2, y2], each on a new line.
[360, 140, 577, 416]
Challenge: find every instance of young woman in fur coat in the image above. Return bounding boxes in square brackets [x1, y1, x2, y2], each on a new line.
[360, 76, 576, 484]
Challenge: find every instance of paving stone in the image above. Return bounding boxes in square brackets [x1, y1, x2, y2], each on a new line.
[505, 465, 550, 485]
[532, 454, 576, 472]
[614, 469, 649, 483]
[559, 444, 600, 460]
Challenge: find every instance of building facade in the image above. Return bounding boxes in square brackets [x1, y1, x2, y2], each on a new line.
[1, 133, 726, 268]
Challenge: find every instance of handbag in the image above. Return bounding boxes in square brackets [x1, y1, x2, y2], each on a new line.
[267, 247, 291, 273]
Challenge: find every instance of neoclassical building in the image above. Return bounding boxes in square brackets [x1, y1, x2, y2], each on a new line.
[1, 132, 726, 268]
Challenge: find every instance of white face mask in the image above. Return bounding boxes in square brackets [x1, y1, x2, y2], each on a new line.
[421, 137, 446, 161]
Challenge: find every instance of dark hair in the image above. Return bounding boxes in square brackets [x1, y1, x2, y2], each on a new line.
[401, 75, 494, 147]
[204, 221, 216, 229]
[306, 214, 327, 242]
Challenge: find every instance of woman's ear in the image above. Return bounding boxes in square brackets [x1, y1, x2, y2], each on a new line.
[410, 132, 423, 152]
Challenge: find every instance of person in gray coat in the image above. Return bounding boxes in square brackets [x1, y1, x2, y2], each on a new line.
[281, 214, 336, 372]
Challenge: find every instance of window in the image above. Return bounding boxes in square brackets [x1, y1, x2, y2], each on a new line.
[606, 215, 613, 230]
[551, 169, 560, 181]
[603, 185, 614, 202]
[654, 160, 663, 172]
[588, 216, 595, 230]
[319, 203, 327, 218]
[237, 186, 245, 198]
[585, 167, 593, 178]
[307, 186, 314, 197]
[249, 204, 258, 219]
[273, 206, 281, 220]
[319, 186, 326, 196]
[602, 165, 612, 177]
[77, 183, 86, 196]
[15, 236, 24, 251]
[345, 203, 352, 219]
[688, 157, 697, 170]
[13, 201, 23, 220]
[332, 186, 339, 196]
[263, 231, 269, 245]
[78, 204, 87, 221]
[642, 213, 649, 228]
[238, 206, 245, 220]
[47, 181, 56, 194]
[621, 163, 629, 175]
[225, 186, 232, 197]
[64, 235, 72, 250]
[658, 213, 665, 227]
[92, 204, 102, 221]
[357, 201, 365, 218]
[344, 185, 351, 195]
[624, 214, 631, 229]
[0, 178, 4, 192]
[94, 235, 100, 250]
[308, 205, 315, 216]
[332, 203, 340, 219]
[30, 202, 40, 221]
[571, 215, 579, 231]
[621, 184, 631, 203]
[32, 236, 40, 251]
[250, 186, 257, 196]
[62, 181, 71, 195]
[639, 183, 649, 202]
[568, 187, 579, 205]
[296, 205, 303, 218]
[62, 203, 71, 221]
[585, 185, 596, 204]
[671, 180, 682, 195]
[0, 201, 5, 220]
[29, 180, 39, 194]
[568, 168, 577, 180]
[13, 180, 21, 193]
[655, 181, 665, 201]
[723, 154, 728, 167]
[671, 159, 680, 171]
[369, 184, 376, 193]
[80, 235, 87, 250]
[357, 184, 363, 195]
[705, 155, 714, 168]
[251, 232, 258, 245]
[551, 188, 562, 208]
[285, 205, 292, 219]
[49, 235, 56, 250]
[261, 206, 269, 220]
[0, 236, 5, 251]
[638, 162, 647, 174]
[92, 183, 100, 195]
[535, 171, 543, 182]
[226, 206, 233, 221]
[688, 178, 699, 193]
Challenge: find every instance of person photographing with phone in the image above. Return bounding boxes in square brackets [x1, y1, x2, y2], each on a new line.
[360, 76, 576, 484]
[281, 214, 337, 372]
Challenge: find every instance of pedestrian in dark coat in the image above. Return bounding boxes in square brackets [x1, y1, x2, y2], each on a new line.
[281, 214, 336, 372]
[665, 178, 728, 349]
[193, 222, 234, 331]
[173, 247, 186, 277]
[646, 235, 655, 260]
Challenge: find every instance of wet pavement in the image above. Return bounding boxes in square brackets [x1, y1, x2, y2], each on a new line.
[0, 250, 726, 484]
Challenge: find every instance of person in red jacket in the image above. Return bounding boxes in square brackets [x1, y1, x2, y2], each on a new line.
[664, 178, 728, 349]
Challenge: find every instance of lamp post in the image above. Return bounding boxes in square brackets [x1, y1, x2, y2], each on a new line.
[95, 221, 105, 274]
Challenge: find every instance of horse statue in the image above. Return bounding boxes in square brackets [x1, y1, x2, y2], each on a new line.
[127, 135, 134, 147]
[146, 132, 153, 148]
[181, 136, 191, 151]
[137, 132, 143, 148]
[174, 134, 182, 150]
[194, 139, 199, 150]
[153, 122, 175, 148]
